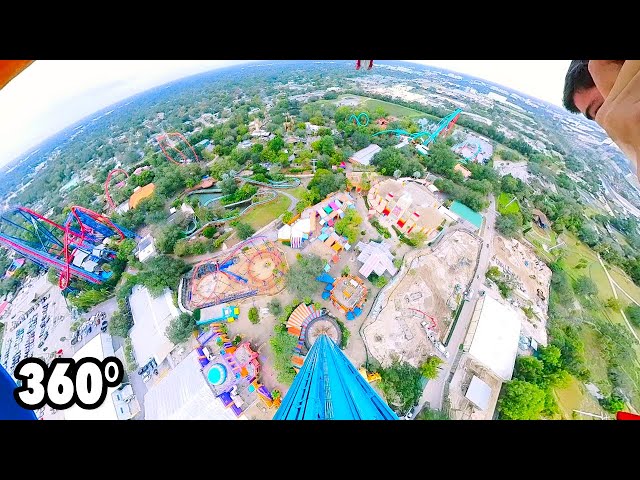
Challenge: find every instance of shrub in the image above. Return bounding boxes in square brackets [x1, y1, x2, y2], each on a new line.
[202, 225, 217, 238]
[248, 306, 260, 324]
[268, 298, 283, 316]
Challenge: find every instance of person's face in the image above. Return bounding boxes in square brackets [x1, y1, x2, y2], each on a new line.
[573, 86, 605, 121]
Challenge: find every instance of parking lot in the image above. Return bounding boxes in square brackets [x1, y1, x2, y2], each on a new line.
[69, 297, 118, 354]
[1, 275, 72, 376]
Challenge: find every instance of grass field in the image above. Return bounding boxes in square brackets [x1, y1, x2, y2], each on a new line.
[287, 186, 308, 201]
[526, 229, 640, 409]
[363, 98, 437, 121]
[241, 195, 290, 231]
[554, 375, 606, 419]
[497, 192, 521, 215]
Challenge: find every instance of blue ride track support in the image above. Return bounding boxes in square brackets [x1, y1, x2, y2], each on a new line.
[221, 269, 248, 284]
[274, 334, 398, 420]
[68, 208, 136, 240]
[348, 112, 369, 127]
[0, 364, 37, 420]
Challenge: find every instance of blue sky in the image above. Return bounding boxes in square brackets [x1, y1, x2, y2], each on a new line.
[0, 60, 571, 167]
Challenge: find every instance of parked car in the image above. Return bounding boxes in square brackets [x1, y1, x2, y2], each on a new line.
[405, 407, 416, 420]
[100, 320, 108, 333]
[437, 343, 450, 359]
[138, 358, 158, 376]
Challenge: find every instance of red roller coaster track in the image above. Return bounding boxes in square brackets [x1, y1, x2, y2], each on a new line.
[157, 132, 200, 166]
[104, 168, 130, 209]
[59, 206, 129, 289]
[408, 308, 438, 330]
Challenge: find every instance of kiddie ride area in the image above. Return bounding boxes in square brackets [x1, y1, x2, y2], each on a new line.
[316, 273, 367, 321]
[196, 304, 240, 325]
[186, 236, 288, 309]
[196, 323, 281, 416]
[0, 205, 136, 290]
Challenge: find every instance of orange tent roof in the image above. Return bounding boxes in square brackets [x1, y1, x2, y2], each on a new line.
[129, 183, 156, 209]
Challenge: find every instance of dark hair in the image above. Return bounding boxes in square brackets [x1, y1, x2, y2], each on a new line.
[562, 60, 594, 113]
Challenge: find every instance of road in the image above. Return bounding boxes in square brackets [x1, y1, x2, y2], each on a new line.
[112, 334, 148, 419]
[412, 195, 497, 415]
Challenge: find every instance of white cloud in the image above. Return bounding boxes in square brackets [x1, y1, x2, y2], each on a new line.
[406, 60, 571, 106]
[0, 60, 251, 166]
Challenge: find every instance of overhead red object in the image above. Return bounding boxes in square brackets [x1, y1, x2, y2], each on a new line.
[617, 411, 640, 420]
[0, 60, 34, 90]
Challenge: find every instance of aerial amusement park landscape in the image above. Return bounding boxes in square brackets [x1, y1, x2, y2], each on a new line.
[1, 59, 640, 420]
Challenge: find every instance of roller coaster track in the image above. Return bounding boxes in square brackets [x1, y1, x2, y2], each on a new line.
[235, 176, 301, 188]
[348, 112, 369, 127]
[104, 168, 130, 210]
[187, 190, 279, 238]
[157, 132, 200, 165]
[372, 109, 462, 148]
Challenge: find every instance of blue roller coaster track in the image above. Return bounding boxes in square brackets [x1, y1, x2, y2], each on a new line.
[372, 109, 463, 150]
[0, 206, 136, 288]
[348, 112, 369, 127]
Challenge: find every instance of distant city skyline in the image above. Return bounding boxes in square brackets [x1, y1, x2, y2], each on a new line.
[0, 60, 572, 167]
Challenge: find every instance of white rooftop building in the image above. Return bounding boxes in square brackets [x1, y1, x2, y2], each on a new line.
[136, 235, 157, 263]
[65, 333, 138, 420]
[465, 375, 492, 411]
[355, 241, 398, 278]
[144, 350, 243, 420]
[129, 285, 180, 367]
[349, 144, 382, 166]
[467, 295, 521, 381]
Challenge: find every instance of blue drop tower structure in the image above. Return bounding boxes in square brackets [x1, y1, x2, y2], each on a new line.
[274, 334, 398, 420]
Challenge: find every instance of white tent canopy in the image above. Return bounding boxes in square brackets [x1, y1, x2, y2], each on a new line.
[468, 296, 521, 381]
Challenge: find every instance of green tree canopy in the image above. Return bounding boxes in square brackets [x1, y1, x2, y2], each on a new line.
[268, 298, 283, 316]
[165, 313, 196, 344]
[109, 310, 133, 338]
[334, 209, 362, 243]
[625, 304, 640, 328]
[600, 393, 625, 413]
[219, 175, 238, 196]
[416, 408, 450, 420]
[498, 380, 546, 420]
[574, 276, 598, 297]
[514, 356, 545, 386]
[235, 222, 256, 240]
[496, 212, 523, 237]
[68, 289, 110, 311]
[155, 223, 185, 254]
[285, 254, 325, 298]
[307, 169, 346, 200]
[379, 360, 423, 414]
[248, 306, 260, 324]
[268, 135, 285, 153]
[419, 356, 443, 380]
[269, 327, 298, 384]
[605, 297, 623, 310]
[139, 255, 190, 297]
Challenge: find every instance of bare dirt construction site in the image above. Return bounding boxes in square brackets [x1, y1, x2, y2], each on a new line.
[492, 235, 552, 345]
[363, 230, 481, 368]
